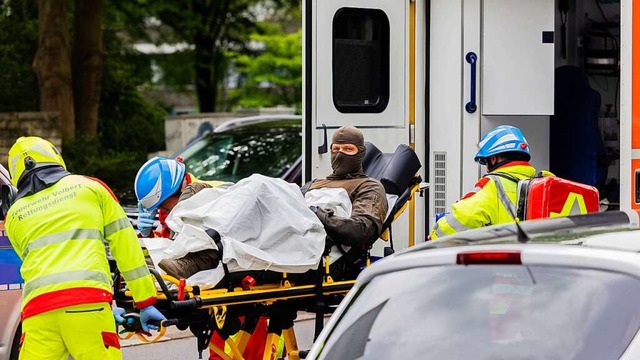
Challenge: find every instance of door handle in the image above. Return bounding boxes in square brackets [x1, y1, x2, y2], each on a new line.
[318, 123, 328, 154]
[465, 52, 478, 114]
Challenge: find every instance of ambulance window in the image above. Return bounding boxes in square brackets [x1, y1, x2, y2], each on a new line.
[332, 8, 389, 113]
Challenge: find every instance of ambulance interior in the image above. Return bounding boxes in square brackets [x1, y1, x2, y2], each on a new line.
[550, 0, 621, 210]
[475, 0, 621, 211]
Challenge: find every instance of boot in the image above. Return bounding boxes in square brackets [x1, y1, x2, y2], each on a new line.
[158, 249, 220, 279]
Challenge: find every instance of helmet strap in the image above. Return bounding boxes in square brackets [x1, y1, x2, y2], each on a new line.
[487, 157, 514, 172]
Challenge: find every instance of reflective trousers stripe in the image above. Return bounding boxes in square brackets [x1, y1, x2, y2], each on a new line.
[23, 270, 111, 299]
[22, 229, 102, 258]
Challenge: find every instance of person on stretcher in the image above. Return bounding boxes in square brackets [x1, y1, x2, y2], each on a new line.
[134, 125, 388, 281]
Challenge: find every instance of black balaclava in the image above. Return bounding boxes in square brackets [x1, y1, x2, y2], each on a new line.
[327, 126, 367, 179]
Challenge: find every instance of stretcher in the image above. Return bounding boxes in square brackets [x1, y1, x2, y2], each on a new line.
[113, 142, 426, 360]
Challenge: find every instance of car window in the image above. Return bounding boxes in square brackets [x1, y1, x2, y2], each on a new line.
[179, 123, 302, 183]
[318, 265, 640, 360]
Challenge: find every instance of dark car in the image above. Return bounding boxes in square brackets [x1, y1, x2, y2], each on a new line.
[307, 211, 640, 360]
[175, 114, 302, 185]
[125, 115, 303, 226]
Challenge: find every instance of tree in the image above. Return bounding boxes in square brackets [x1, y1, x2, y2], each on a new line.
[118, 0, 299, 112]
[32, 0, 75, 139]
[152, 0, 259, 112]
[230, 28, 302, 110]
[72, 0, 104, 137]
[0, 0, 39, 112]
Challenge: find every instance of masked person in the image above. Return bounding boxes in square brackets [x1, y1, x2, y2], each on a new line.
[307, 125, 388, 257]
[429, 125, 536, 240]
[4, 136, 165, 360]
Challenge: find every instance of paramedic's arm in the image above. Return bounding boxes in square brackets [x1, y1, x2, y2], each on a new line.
[429, 183, 495, 240]
[90, 178, 157, 308]
[316, 181, 388, 247]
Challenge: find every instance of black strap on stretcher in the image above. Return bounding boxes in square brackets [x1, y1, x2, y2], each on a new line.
[205, 228, 234, 292]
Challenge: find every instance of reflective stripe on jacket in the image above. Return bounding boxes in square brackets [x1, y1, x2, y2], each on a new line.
[6, 175, 157, 319]
[430, 162, 536, 240]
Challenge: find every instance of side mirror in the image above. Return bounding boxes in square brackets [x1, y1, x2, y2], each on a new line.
[0, 184, 17, 220]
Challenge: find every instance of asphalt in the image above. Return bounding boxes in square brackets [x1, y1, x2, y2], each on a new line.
[120, 325, 194, 348]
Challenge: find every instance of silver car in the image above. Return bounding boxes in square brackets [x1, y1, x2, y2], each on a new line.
[0, 165, 20, 360]
[307, 212, 640, 360]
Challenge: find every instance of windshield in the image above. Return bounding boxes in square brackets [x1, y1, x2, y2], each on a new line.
[317, 265, 640, 360]
[177, 122, 302, 183]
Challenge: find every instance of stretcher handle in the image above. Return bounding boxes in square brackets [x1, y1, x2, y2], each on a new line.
[170, 297, 202, 310]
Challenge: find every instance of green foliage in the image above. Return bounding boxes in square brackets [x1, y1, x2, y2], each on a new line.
[0, 1, 39, 112]
[151, 51, 195, 89]
[228, 26, 302, 111]
[62, 136, 142, 204]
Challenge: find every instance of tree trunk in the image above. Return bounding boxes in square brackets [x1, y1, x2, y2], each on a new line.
[194, 33, 216, 112]
[211, 50, 226, 111]
[72, 0, 104, 137]
[33, 0, 75, 140]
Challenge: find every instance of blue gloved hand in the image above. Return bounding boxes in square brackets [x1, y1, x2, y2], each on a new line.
[434, 212, 448, 222]
[137, 203, 157, 237]
[113, 307, 127, 325]
[140, 305, 166, 332]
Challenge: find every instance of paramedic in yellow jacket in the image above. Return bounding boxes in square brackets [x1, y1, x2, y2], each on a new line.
[5, 137, 165, 360]
[430, 125, 536, 240]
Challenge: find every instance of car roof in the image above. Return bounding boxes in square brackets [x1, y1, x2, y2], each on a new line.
[355, 211, 640, 283]
[406, 211, 635, 253]
[213, 114, 302, 133]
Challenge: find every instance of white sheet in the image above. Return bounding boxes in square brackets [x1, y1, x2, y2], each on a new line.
[158, 174, 327, 287]
[142, 175, 393, 289]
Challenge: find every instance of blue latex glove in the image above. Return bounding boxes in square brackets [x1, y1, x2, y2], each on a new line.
[140, 305, 166, 332]
[113, 307, 127, 325]
[434, 212, 448, 222]
[137, 203, 157, 237]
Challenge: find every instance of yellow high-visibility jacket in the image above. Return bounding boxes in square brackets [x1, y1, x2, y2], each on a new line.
[6, 175, 157, 319]
[430, 162, 536, 240]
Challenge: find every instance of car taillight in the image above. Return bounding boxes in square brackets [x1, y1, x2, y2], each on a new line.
[456, 251, 522, 265]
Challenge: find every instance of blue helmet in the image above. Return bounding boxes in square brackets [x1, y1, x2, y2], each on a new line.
[135, 157, 186, 211]
[474, 125, 530, 165]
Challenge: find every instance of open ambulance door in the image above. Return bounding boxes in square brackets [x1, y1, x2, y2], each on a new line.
[429, 0, 555, 231]
[303, 0, 427, 250]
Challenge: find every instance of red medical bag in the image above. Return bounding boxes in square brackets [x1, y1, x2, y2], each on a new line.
[516, 176, 600, 220]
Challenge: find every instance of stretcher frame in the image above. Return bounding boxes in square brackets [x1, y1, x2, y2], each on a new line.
[114, 256, 356, 360]
[115, 154, 425, 359]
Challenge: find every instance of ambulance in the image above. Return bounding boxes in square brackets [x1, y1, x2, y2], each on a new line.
[302, 0, 636, 252]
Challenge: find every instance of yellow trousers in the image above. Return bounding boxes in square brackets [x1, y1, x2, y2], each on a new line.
[20, 302, 121, 360]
